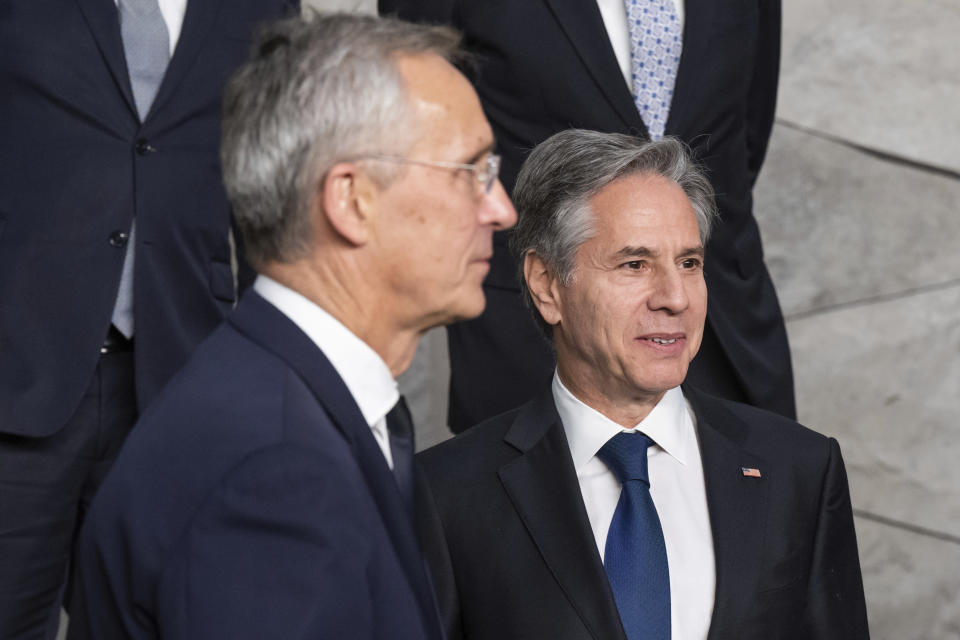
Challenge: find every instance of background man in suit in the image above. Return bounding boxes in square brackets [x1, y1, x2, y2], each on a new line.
[416, 130, 868, 640]
[0, 0, 295, 637]
[67, 13, 516, 639]
[380, 0, 795, 432]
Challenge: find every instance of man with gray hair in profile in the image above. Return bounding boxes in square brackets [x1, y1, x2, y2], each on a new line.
[68, 13, 515, 640]
[415, 130, 868, 640]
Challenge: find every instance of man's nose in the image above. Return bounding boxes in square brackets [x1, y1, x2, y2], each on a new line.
[648, 266, 690, 313]
[479, 178, 517, 230]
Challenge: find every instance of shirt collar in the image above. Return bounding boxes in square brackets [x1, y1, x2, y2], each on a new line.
[552, 372, 693, 470]
[254, 275, 399, 428]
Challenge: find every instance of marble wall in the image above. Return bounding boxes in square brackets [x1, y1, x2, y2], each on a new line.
[753, 1, 960, 637]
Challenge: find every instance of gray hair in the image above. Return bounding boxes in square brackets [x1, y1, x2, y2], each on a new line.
[510, 129, 718, 338]
[221, 12, 462, 268]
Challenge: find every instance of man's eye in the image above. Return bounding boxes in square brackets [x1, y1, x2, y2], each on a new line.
[623, 260, 645, 270]
[681, 258, 703, 269]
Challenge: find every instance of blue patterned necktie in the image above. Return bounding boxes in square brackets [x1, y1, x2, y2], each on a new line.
[597, 432, 671, 640]
[624, 0, 683, 140]
[111, 0, 170, 337]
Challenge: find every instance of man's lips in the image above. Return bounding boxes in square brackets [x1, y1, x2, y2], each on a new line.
[636, 333, 686, 348]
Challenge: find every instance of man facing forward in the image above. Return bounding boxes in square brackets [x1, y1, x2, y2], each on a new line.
[416, 130, 868, 640]
[68, 14, 515, 640]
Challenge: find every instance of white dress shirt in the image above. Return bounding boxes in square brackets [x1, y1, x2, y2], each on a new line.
[553, 373, 715, 640]
[254, 276, 399, 469]
[596, 0, 686, 87]
[115, 0, 188, 55]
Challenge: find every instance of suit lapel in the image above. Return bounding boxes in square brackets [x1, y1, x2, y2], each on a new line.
[146, 0, 224, 120]
[498, 391, 627, 640]
[75, 0, 137, 116]
[665, 0, 715, 136]
[685, 388, 769, 640]
[541, 0, 647, 136]
[229, 292, 443, 640]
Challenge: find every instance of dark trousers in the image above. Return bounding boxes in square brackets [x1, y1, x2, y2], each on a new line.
[0, 350, 136, 640]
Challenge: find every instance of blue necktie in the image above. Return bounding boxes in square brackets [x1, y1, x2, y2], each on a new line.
[387, 396, 416, 521]
[111, 0, 170, 337]
[597, 432, 671, 640]
[624, 0, 683, 140]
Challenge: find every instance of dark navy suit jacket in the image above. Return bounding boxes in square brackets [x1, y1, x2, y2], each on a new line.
[380, 0, 796, 427]
[0, 0, 296, 437]
[416, 387, 869, 639]
[69, 292, 443, 640]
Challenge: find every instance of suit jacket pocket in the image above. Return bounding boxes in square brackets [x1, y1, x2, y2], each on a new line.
[209, 259, 237, 305]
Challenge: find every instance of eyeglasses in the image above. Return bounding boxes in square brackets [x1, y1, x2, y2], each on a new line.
[361, 153, 501, 194]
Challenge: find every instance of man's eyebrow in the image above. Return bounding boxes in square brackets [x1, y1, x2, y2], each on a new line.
[614, 246, 656, 259]
[679, 246, 706, 258]
[613, 245, 705, 259]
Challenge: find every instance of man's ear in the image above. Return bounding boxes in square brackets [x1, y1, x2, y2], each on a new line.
[524, 250, 562, 327]
[320, 162, 377, 246]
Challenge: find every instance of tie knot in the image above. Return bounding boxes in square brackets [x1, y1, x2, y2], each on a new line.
[597, 432, 654, 485]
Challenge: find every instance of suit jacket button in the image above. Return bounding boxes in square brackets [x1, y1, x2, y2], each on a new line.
[135, 138, 155, 155]
[109, 231, 129, 248]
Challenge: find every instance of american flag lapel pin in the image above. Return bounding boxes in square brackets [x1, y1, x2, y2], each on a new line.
[741, 467, 762, 478]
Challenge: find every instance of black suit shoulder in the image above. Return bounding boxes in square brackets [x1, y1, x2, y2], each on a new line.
[687, 386, 836, 478]
[416, 405, 531, 543]
[86, 321, 359, 561]
[419, 405, 520, 470]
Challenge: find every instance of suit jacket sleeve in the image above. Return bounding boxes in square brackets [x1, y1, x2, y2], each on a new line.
[156, 444, 380, 640]
[802, 438, 870, 639]
[745, 0, 781, 186]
